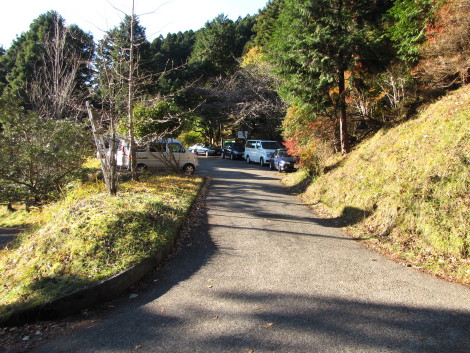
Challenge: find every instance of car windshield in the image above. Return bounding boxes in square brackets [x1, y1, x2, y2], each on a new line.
[261, 142, 281, 149]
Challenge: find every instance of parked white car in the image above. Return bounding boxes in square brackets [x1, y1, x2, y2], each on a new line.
[116, 138, 198, 174]
[243, 140, 281, 165]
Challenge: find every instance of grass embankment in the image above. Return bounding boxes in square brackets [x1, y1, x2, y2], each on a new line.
[285, 85, 470, 285]
[0, 174, 204, 322]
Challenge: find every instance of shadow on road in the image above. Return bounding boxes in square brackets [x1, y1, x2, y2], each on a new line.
[0, 228, 22, 249]
[37, 289, 470, 353]
[30, 158, 470, 353]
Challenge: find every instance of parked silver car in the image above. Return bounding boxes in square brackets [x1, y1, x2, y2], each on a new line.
[117, 139, 198, 174]
[188, 143, 222, 156]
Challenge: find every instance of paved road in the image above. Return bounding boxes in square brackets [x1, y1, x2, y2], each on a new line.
[0, 228, 21, 249]
[33, 157, 470, 353]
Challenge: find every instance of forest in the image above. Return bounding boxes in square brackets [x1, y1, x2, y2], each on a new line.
[0, 0, 468, 203]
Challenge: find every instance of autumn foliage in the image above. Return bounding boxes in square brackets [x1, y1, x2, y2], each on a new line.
[282, 106, 336, 175]
[417, 0, 470, 88]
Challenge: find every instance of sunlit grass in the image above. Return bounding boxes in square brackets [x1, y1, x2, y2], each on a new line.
[287, 85, 470, 284]
[0, 174, 204, 322]
[0, 205, 42, 228]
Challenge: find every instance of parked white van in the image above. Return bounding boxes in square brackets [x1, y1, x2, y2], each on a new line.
[116, 138, 198, 174]
[243, 140, 281, 165]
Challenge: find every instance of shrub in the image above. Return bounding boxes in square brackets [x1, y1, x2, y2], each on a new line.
[0, 96, 91, 205]
[283, 105, 336, 175]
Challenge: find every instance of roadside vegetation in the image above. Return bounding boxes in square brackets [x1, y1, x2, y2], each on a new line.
[283, 85, 470, 285]
[0, 173, 204, 323]
[0, 0, 468, 324]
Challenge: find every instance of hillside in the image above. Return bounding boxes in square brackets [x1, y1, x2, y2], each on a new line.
[289, 85, 470, 285]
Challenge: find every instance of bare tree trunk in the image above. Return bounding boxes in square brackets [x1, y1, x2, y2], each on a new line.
[28, 16, 86, 120]
[128, 0, 138, 181]
[338, 69, 350, 154]
[336, 0, 350, 155]
[86, 102, 118, 196]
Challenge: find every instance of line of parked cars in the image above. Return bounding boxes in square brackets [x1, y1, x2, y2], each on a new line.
[111, 138, 296, 175]
[221, 139, 297, 172]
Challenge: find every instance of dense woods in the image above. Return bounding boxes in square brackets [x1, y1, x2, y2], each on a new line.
[0, 0, 468, 203]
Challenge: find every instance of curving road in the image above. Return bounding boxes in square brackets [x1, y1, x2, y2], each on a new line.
[33, 157, 470, 353]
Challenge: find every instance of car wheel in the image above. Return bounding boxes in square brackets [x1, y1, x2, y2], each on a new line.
[260, 157, 264, 166]
[182, 163, 195, 175]
[246, 156, 250, 164]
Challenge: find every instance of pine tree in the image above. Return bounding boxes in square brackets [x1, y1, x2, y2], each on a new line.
[190, 14, 239, 76]
[2, 11, 93, 114]
[268, 0, 390, 153]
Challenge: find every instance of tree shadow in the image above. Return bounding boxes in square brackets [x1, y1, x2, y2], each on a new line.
[333, 206, 373, 227]
[0, 228, 22, 249]
[29, 159, 470, 352]
[32, 290, 470, 353]
[1, 199, 213, 327]
[323, 159, 345, 174]
[0, 275, 93, 326]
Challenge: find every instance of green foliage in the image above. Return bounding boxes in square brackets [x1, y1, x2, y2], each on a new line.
[269, 0, 389, 106]
[0, 95, 90, 205]
[0, 174, 204, 322]
[234, 15, 257, 55]
[132, 100, 182, 138]
[387, 0, 434, 63]
[152, 31, 196, 70]
[95, 14, 152, 115]
[98, 14, 150, 65]
[190, 14, 255, 77]
[0, 46, 7, 94]
[190, 14, 238, 76]
[2, 11, 93, 109]
[178, 130, 204, 147]
[150, 31, 196, 94]
[265, 0, 392, 153]
[253, 0, 285, 48]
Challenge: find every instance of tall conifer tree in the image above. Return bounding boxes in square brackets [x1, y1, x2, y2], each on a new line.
[268, 0, 389, 153]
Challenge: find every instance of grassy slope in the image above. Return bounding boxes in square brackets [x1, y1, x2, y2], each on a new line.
[0, 174, 204, 321]
[289, 85, 470, 284]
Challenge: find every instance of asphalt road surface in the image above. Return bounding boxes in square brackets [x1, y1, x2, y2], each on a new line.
[0, 228, 21, 249]
[33, 157, 470, 353]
